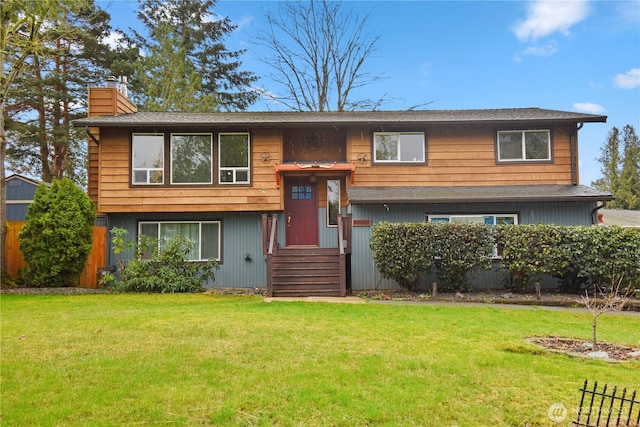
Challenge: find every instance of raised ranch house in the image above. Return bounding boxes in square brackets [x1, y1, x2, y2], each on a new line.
[72, 84, 613, 296]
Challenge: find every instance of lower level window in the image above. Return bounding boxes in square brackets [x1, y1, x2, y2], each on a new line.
[426, 213, 518, 257]
[138, 221, 221, 261]
[427, 214, 517, 225]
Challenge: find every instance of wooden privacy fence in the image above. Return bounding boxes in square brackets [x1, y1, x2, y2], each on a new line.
[4, 221, 106, 288]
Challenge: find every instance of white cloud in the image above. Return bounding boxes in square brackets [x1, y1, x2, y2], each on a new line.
[522, 42, 558, 57]
[572, 102, 606, 114]
[614, 68, 640, 89]
[615, 1, 640, 25]
[512, 0, 589, 41]
[102, 31, 123, 49]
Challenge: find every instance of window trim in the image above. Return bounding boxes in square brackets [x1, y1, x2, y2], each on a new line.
[327, 179, 341, 227]
[496, 129, 552, 163]
[426, 213, 519, 258]
[372, 131, 427, 164]
[218, 132, 251, 185]
[170, 133, 214, 185]
[137, 220, 222, 262]
[131, 133, 165, 185]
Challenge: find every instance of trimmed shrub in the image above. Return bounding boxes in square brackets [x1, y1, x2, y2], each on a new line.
[500, 224, 640, 292]
[497, 224, 563, 292]
[369, 222, 494, 291]
[19, 178, 95, 287]
[433, 223, 494, 291]
[370, 222, 436, 290]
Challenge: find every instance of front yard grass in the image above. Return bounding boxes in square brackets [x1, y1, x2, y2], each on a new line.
[1, 294, 638, 426]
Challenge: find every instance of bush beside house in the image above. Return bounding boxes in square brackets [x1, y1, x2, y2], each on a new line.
[18, 178, 95, 287]
[371, 222, 640, 293]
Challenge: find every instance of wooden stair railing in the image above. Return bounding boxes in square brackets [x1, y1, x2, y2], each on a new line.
[262, 213, 351, 297]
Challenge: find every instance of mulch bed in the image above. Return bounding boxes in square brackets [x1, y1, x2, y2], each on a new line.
[528, 337, 640, 362]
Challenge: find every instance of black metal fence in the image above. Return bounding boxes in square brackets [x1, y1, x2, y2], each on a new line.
[574, 380, 639, 427]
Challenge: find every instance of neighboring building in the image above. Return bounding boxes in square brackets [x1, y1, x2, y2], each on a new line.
[6, 174, 42, 221]
[600, 208, 640, 228]
[72, 83, 613, 295]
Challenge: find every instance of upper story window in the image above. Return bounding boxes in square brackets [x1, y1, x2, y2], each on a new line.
[497, 130, 551, 162]
[219, 133, 250, 184]
[373, 132, 426, 163]
[132, 134, 164, 184]
[171, 133, 213, 184]
[131, 132, 251, 186]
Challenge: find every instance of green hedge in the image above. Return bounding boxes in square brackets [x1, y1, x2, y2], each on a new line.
[370, 222, 494, 291]
[498, 224, 640, 292]
[370, 222, 640, 293]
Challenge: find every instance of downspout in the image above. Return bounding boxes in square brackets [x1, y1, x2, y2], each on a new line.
[85, 126, 99, 145]
[570, 122, 584, 185]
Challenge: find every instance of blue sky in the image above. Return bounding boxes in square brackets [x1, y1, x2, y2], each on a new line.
[99, 0, 640, 187]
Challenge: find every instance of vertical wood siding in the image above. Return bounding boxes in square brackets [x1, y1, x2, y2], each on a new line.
[5, 222, 106, 288]
[348, 201, 596, 290]
[107, 212, 268, 288]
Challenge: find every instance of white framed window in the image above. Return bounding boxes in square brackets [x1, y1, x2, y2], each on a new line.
[170, 133, 213, 184]
[427, 214, 518, 226]
[138, 221, 221, 261]
[132, 134, 164, 184]
[426, 214, 518, 257]
[373, 132, 425, 163]
[327, 179, 340, 227]
[497, 130, 551, 162]
[219, 133, 250, 184]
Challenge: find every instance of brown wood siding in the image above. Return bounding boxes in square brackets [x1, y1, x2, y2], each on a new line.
[96, 128, 283, 213]
[92, 120, 576, 213]
[283, 128, 347, 163]
[87, 88, 137, 211]
[347, 125, 574, 187]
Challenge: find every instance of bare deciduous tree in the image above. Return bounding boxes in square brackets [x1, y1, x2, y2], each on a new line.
[581, 275, 632, 351]
[255, 0, 384, 112]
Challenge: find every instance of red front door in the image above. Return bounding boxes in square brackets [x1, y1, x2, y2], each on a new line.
[285, 178, 318, 246]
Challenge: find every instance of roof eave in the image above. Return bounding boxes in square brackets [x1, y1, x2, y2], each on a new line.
[348, 194, 615, 204]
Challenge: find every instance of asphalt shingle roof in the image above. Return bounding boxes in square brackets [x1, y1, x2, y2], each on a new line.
[346, 185, 613, 204]
[73, 108, 607, 128]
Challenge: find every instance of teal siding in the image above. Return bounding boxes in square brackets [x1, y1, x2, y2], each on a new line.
[348, 201, 598, 291]
[107, 212, 267, 288]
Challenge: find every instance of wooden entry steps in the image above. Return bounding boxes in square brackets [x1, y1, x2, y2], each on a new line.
[270, 247, 342, 297]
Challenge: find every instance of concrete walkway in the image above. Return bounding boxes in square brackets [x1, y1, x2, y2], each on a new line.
[263, 296, 365, 304]
[263, 296, 640, 316]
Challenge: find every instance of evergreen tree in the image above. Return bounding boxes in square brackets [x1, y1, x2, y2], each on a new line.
[2, 0, 90, 275]
[19, 178, 95, 287]
[617, 125, 640, 210]
[592, 125, 640, 210]
[130, 0, 257, 112]
[4, 0, 125, 186]
[592, 127, 620, 199]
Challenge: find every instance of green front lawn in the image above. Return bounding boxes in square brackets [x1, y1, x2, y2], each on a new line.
[1, 294, 638, 426]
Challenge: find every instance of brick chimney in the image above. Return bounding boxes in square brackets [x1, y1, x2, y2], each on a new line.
[87, 77, 137, 208]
